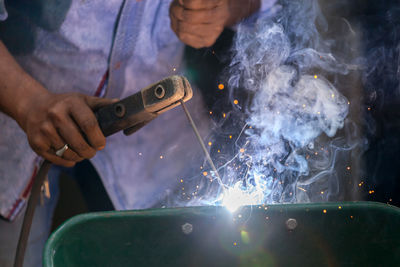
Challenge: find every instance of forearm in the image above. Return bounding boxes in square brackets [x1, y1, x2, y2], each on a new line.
[0, 41, 48, 128]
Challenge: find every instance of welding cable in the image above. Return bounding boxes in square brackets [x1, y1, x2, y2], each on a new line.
[13, 160, 52, 267]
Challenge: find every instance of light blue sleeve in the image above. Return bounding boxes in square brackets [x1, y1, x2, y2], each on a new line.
[0, 0, 7, 21]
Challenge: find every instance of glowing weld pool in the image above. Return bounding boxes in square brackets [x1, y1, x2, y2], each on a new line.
[44, 202, 400, 266]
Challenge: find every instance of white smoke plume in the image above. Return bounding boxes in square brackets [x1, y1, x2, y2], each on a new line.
[220, 0, 352, 205]
[170, 0, 369, 210]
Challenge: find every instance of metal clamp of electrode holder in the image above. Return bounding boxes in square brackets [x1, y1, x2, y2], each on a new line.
[95, 75, 193, 137]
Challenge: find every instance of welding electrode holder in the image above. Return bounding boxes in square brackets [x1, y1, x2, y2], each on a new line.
[13, 75, 193, 267]
[95, 75, 193, 137]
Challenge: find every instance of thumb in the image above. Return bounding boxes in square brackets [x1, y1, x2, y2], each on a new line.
[85, 96, 119, 110]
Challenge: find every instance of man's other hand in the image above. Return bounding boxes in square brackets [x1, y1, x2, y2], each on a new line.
[19, 92, 116, 167]
[170, 0, 261, 49]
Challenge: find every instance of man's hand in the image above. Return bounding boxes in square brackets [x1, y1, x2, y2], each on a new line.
[17, 91, 116, 167]
[0, 41, 117, 167]
[170, 0, 261, 49]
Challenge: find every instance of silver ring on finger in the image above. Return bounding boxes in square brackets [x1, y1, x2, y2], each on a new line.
[55, 144, 69, 157]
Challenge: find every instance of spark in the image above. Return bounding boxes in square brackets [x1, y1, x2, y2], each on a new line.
[239, 148, 245, 153]
[203, 171, 208, 176]
[180, 179, 184, 183]
[208, 142, 212, 146]
[369, 190, 375, 194]
[229, 135, 233, 139]
[323, 209, 327, 214]
[367, 107, 371, 111]
[314, 75, 318, 79]
[297, 187, 307, 192]
[338, 206, 342, 210]
[222, 113, 226, 118]
[331, 93, 335, 98]
[160, 155, 164, 159]
[209, 111, 213, 115]
[173, 67, 176, 72]
[350, 215, 354, 219]
[233, 99, 239, 105]
[218, 84, 224, 90]
[346, 166, 351, 170]
[358, 181, 364, 187]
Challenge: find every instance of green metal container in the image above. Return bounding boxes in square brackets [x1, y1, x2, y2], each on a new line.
[44, 202, 400, 266]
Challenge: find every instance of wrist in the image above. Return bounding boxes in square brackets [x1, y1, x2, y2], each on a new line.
[14, 75, 51, 131]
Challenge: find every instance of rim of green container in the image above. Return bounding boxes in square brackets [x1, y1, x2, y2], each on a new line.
[43, 201, 400, 266]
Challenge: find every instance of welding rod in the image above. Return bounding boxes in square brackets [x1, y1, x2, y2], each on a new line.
[179, 100, 225, 188]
